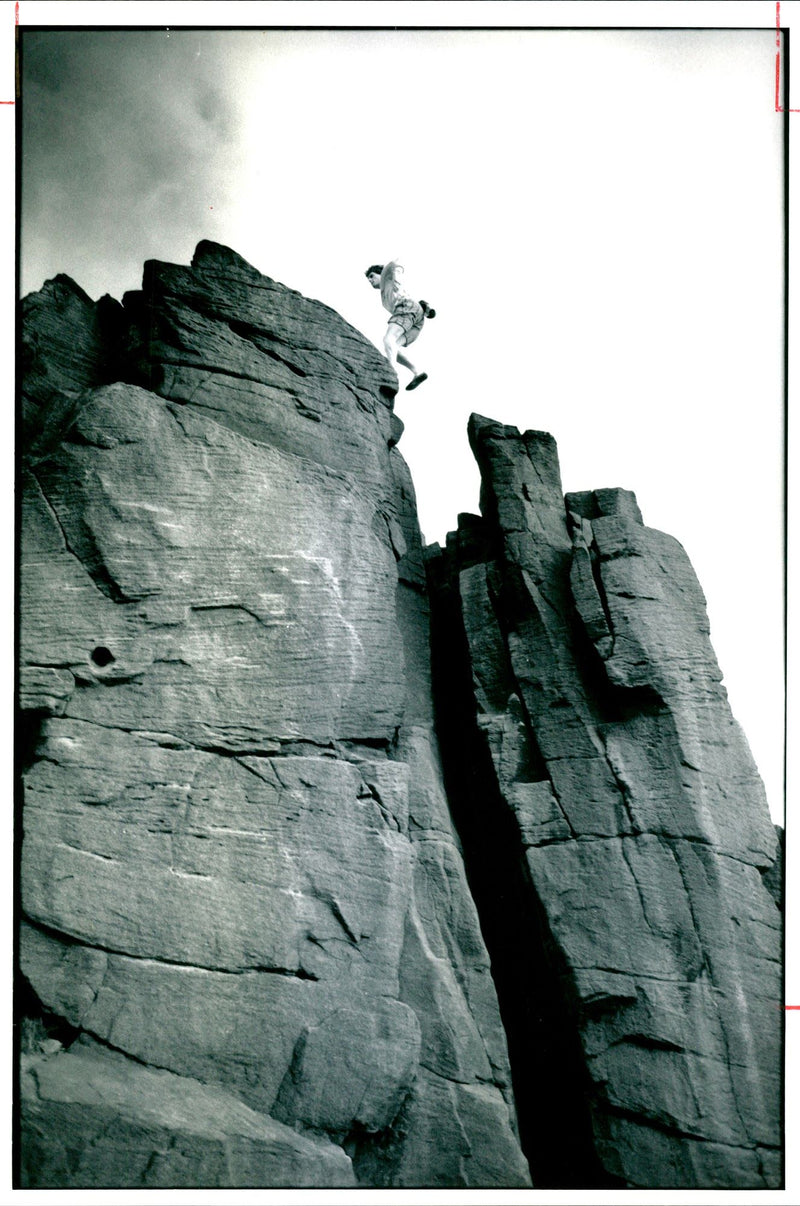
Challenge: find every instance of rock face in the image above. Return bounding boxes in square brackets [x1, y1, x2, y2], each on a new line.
[18, 243, 529, 1190]
[19, 244, 780, 1190]
[425, 416, 781, 1189]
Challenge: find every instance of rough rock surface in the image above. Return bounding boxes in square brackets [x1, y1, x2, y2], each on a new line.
[18, 244, 529, 1189]
[19, 243, 780, 1190]
[21, 1040, 356, 1189]
[425, 415, 781, 1189]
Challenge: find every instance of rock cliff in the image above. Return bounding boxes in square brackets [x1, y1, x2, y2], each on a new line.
[425, 418, 781, 1189]
[18, 243, 781, 1189]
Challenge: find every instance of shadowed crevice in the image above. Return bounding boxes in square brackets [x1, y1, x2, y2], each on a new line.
[426, 550, 621, 1189]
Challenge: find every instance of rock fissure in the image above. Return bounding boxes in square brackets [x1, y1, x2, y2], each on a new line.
[426, 414, 780, 1188]
[601, 1102, 761, 1153]
[589, 546, 616, 644]
[19, 243, 780, 1192]
[159, 356, 304, 397]
[27, 468, 138, 606]
[21, 915, 320, 981]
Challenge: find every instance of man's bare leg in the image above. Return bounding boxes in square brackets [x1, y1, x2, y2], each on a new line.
[383, 322, 412, 372]
[396, 350, 419, 375]
[384, 323, 426, 389]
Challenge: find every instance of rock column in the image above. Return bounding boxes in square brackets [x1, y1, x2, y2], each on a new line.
[426, 414, 781, 1189]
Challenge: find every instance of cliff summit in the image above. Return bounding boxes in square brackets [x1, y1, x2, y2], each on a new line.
[18, 242, 781, 1190]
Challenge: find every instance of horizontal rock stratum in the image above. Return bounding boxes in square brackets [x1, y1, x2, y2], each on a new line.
[18, 242, 781, 1189]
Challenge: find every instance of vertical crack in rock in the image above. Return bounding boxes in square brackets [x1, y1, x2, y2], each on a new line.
[425, 415, 781, 1190]
[425, 543, 614, 1188]
[18, 244, 530, 1191]
[26, 467, 138, 605]
[18, 246, 780, 1191]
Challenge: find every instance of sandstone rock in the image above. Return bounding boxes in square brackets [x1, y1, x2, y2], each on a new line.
[426, 413, 781, 1189]
[19, 247, 528, 1189]
[21, 1042, 355, 1188]
[385, 1069, 532, 1188]
[21, 274, 124, 464]
[23, 383, 405, 747]
[122, 240, 399, 493]
[272, 999, 422, 1136]
[21, 241, 778, 1190]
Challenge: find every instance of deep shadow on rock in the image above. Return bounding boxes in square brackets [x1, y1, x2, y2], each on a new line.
[18, 245, 780, 1190]
[425, 414, 781, 1189]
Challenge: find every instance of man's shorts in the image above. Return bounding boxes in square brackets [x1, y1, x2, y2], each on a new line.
[389, 297, 425, 345]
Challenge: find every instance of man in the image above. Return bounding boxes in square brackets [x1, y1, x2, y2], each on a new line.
[365, 261, 435, 390]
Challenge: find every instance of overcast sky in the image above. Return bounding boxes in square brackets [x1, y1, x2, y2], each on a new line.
[19, 14, 785, 820]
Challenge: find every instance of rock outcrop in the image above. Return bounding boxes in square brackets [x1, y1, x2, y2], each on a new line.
[18, 243, 781, 1190]
[18, 243, 529, 1190]
[425, 417, 781, 1189]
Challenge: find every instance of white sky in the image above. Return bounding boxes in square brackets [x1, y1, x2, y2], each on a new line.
[16, 8, 786, 828]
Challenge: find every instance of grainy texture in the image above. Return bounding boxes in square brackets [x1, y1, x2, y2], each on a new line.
[21, 1041, 357, 1188]
[18, 244, 529, 1190]
[425, 414, 781, 1189]
[19, 243, 780, 1190]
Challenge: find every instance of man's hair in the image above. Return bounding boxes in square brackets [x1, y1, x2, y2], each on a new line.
[365, 264, 384, 278]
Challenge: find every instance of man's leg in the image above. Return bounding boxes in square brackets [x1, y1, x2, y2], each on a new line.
[383, 323, 415, 373]
[396, 350, 419, 375]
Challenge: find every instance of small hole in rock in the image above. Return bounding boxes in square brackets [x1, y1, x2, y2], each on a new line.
[90, 646, 115, 668]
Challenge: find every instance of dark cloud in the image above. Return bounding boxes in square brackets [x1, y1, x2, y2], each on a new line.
[20, 29, 245, 298]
